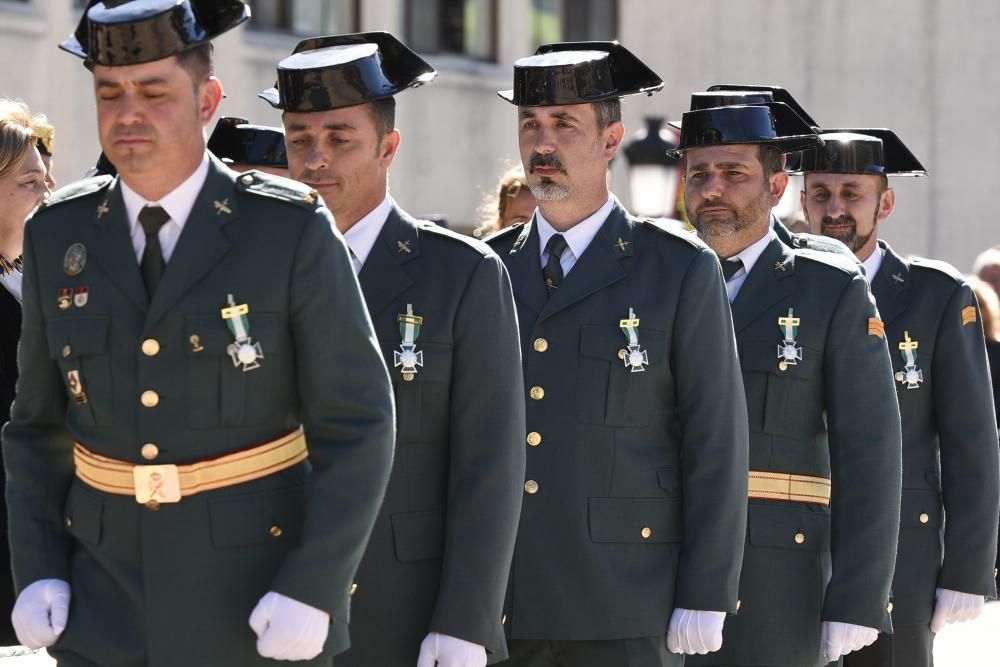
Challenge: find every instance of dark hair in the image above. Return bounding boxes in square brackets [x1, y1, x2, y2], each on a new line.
[175, 43, 214, 88]
[875, 174, 889, 195]
[594, 98, 622, 130]
[368, 97, 397, 139]
[757, 144, 784, 179]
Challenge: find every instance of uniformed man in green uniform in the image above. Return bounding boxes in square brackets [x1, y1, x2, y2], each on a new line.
[487, 42, 751, 667]
[673, 103, 903, 667]
[797, 130, 1000, 667]
[3, 2, 395, 664]
[208, 116, 289, 177]
[262, 32, 526, 667]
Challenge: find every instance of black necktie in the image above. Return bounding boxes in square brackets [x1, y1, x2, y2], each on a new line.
[543, 234, 568, 297]
[721, 258, 744, 281]
[139, 205, 170, 297]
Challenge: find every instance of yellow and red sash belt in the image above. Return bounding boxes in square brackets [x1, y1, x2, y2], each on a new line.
[74, 428, 308, 504]
[748, 470, 831, 506]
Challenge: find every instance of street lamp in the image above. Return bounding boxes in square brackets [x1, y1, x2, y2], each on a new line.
[623, 116, 682, 219]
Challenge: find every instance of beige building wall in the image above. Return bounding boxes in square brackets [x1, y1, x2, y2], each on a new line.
[1, 0, 997, 269]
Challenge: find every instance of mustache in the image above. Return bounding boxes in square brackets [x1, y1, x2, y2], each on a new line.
[111, 124, 154, 140]
[821, 215, 856, 228]
[297, 169, 336, 184]
[529, 154, 567, 174]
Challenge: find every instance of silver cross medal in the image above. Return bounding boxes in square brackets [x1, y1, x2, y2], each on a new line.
[221, 294, 264, 372]
[619, 307, 648, 373]
[394, 304, 424, 382]
[776, 308, 802, 372]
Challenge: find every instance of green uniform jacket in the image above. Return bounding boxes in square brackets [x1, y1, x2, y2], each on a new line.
[487, 199, 750, 645]
[338, 204, 525, 667]
[870, 241, 999, 626]
[689, 236, 902, 667]
[2, 157, 395, 667]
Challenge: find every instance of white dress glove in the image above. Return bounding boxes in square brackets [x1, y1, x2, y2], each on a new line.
[929, 588, 984, 633]
[665, 608, 726, 654]
[249, 591, 330, 661]
[821, 621, 877, 661]
[11, 578, 71, 649]
[416, 632, 487, 667]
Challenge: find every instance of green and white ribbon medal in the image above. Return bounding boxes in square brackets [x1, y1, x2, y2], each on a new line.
[394, 304, 424, 382]
[221, 294, 263, 372]
[776, 308, 802, 371]
[895, 331, 923, 389]
[619, 307, 648, 373]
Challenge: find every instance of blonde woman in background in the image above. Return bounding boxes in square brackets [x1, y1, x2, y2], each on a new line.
[474, 163, 536, 238]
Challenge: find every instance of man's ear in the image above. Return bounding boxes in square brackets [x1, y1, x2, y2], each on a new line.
[769, 171, 789, 206]
[603, 122, 625, 160]
[200, 77, 224, 124]
[379, 129, 402, 168]
[877, 187, 896, 221]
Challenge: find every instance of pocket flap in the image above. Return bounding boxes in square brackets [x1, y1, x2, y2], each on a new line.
[579, 325, 665, 365]
[748, 503, 830, 551]
[588, 497, 682, 543]
[64, 482, 104, 546]
[391, 510, 445, 562]
[209, 485, 306, 548]
[740, 342, 818, 379]
[900, 489, 942, 528]
[46, 316, 109, 360]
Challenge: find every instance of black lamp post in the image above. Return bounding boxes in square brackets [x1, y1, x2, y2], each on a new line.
[623, 116, 682, 219]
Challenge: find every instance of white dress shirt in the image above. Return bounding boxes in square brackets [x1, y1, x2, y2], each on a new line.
[0, 266, 22, 303]
[342, 194, 392, 275]
[861, 244, 885, 281]
[536, 196, 614, 277]
[724, 228, 777, 303]
[120, 153, 210, 264]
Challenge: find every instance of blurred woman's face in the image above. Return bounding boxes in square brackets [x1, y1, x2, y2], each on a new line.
[0, 147, 48, 234]
[499, 188, 537, 229]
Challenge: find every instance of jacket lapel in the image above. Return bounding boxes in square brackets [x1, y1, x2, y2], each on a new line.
[869, 241, 910, 326]
[84, 179, 149, 313]
[358, 204, 418, 318]
[731, 237, 796, 335]
[146, 157, 235, 327]
[537, 201, 632, 323]
[503, 220, 547, 319]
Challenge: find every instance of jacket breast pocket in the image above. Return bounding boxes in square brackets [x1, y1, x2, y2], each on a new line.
[588, 497, 682, 543]
[576, 325, 665, 428]
[741, 342, 819, 436]
[388, 341, 452, 442]
[185, 313, 280, 429]
[391, 510, 445, 562]
[46, 316, 113, 427]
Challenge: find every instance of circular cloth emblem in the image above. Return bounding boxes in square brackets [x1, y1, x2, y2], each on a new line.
[64, 243, 87, 276]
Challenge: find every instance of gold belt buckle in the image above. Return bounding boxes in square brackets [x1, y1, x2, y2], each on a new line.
[133, 464, 182, 504]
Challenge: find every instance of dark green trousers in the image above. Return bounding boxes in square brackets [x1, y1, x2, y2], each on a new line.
[506, 637, 678, 667]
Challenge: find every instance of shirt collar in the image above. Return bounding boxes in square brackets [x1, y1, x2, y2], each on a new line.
[343, 194, 392, 268]
[121, 152, 210, 234]
[536, 196, 614, 260]
[728, 227, 777, 276]
[862, 243, 885, 280]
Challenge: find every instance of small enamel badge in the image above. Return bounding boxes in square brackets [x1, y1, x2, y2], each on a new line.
[64, 243, 87, 276]
[67, 370, 88, 404]
[895, 331, 923, 389]
[220, 294, 263, 372]
[777, 308, 802, 371]
[57, 288, 72, 311]
[73, 287, 89, 308]
[394, 304, 424, 382]
[619, 307, 648, 373]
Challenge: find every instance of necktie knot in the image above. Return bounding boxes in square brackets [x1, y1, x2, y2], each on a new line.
[721, 258, 744, 281]
[139, 205, 170, 237]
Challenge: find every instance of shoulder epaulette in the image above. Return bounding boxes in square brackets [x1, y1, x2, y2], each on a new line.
[37, 175, 113, 212]
[909, 256, 965, 284]
[416, 220, 491, 256]
[484, 221, 525, 246]
[792, 233, 860, 264]
[235, 171, 319, 209]
[795, 247, 863, 275]
[642, 218, 706, 249]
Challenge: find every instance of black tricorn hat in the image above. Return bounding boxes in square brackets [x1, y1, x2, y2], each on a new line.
[60, 0, 249, 67]
[208, 117, 287, 168]
[706, 84, 819, 129]
[497, 41, 663, 106]
[259, 32, 436, 112]
[793, 128, 926, 176]
[669, 103, 822, 159]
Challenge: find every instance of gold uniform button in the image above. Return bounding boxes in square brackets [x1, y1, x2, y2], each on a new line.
[141, 339, 161, 356]
[240, 174, 254, 185]
[65, 517, 72, 528]
[349, 583, 358, 596]
[526, 432, 542, 447]
[736, 599, 742, 611]
[919, 512, 930, 524]
[533, 338, 549, 353]
[141, 443, 159, 461]
[618, 349, 627, 360]
[886, 602, 894, 613]
[62, 345, 72, 358]
[794, 532, 806, 544]
[641, 527, 652, 539]
[524, 480, 539, 495]
[530, 386, 545, 400]
[145, 499, 160, 511]
[140, 390, 160, 407]
[269, 525, 283, 538]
